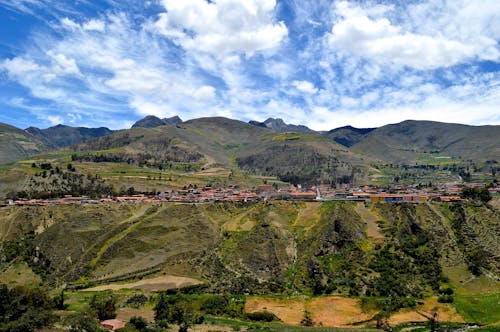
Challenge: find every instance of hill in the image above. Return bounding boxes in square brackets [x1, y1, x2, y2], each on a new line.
[0, 122, 47, 164]
[26, 124, 115, 149]
[131, 115, 183, 128]
[1, 200, 498, 298]
[324, 125, 376, 147]
[73, 117, 371, 186]
[352, 120, 500, 164]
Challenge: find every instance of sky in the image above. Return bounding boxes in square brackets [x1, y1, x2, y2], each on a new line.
[0, 0, 499, 131]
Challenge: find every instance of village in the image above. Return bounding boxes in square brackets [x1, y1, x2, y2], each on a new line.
[3, 181, 498, 207]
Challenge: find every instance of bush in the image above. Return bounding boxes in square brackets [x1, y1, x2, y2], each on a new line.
[440, 287, 454, 295]
[125, 294, 148, 308]
[201, 295, 229, 315]
[438, 295, 454, 303]
[0, 284, 57, 332]
[63, 311, 101, 332]
[89, 292, 117, 320]
[300, 310, 313, 326]
[128, 316, 148, 330]
[247, 311, 277, 322]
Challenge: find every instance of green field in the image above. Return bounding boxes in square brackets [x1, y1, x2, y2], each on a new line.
[454, 293, 500, 325]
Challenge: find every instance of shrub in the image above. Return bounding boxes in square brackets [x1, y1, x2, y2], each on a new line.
[438, 295, 454, 303]
[247, 311, 277, 322]
[201, 295, 229, 315]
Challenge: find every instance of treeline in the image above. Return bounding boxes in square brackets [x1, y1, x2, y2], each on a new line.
[0, 284, 57, 331]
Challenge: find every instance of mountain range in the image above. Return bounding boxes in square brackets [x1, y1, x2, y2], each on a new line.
[0, 115, 499, 167]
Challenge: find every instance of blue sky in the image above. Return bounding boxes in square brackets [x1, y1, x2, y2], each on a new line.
[0, 0, 499, 130]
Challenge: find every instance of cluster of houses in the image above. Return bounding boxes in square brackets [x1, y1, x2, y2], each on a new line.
[2, 182, 497, 207]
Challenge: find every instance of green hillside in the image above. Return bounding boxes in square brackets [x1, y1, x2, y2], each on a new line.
[0, 122, 47, 164]
[72, 117, 374, 186]
[1, 200, 498, 298]
[352, 120, 500, 164]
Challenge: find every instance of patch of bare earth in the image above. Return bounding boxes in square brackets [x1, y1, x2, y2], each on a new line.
[246, 296, 463, 328]
[116, 307, 155, 322]
[307, 296, 377, 327]
[245, 297, 306, 325]
[246, 296, 376, 327]
[83, 275, 202, 292]
[389, 297, 464, 325]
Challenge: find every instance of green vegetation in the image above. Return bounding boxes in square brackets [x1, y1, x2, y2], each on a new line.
[0, 283, 57, 331]
[453, 293, 500, 325]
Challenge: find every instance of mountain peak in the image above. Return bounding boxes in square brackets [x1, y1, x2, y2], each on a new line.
[132, 115, 183, 128]
[249, 118, 316, 134]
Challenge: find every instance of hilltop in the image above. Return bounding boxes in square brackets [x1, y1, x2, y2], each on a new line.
[249, 117, 317, 134]
[131, 115, 183, 128]
[0, 122, 47, 164]
[351, 120, 500, 164]
[26, 124, 115, 149]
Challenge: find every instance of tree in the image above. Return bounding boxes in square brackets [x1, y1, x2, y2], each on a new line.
[0, 284, 57, 332]
[53, 289, 68, 310]
[89, 292, 117, 320]
[154, 292, 171, 322]
[171, 302, 200, 332]
[127, 316, 148, 331]
[154, 293, 202, 332]
[63, 311, 101, 332]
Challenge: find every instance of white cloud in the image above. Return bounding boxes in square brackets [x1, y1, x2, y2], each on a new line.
[46, 115, 63, 125]
[292, 80, 318, 94]
[2, 57, 41, 77]
[328, 1, 499, 69]
[83, 19, 105, 32]
[153, 0, 288, 57]
[193, 86, 216, 101]
[47, 51, 81, 75]
[61, 17, 80, 30]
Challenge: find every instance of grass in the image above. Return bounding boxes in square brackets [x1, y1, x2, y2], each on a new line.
[453, 293, 500, 325]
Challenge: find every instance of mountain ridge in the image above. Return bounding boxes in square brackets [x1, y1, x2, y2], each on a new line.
[132, 115, 183, 128]
[26, 124, 115, 149]
[249, 117, 317, 134]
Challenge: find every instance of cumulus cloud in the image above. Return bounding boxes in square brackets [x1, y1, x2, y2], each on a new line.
[1, 0, 499, 130]
[83, 19, 105, 32]
[292, 80, 318, 94]
[328, 1, 499, 69]
[153, 0, 288, 57]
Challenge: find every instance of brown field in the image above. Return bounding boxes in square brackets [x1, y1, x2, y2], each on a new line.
[83, 275, 202, 292]
[245, 296, 306, 325]
[308, 296, 377, 327]
[116, 307, 155, 322]
[246, 295, 464, 328]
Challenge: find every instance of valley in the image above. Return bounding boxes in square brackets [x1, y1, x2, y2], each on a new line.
[0, 116, 498, 331]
